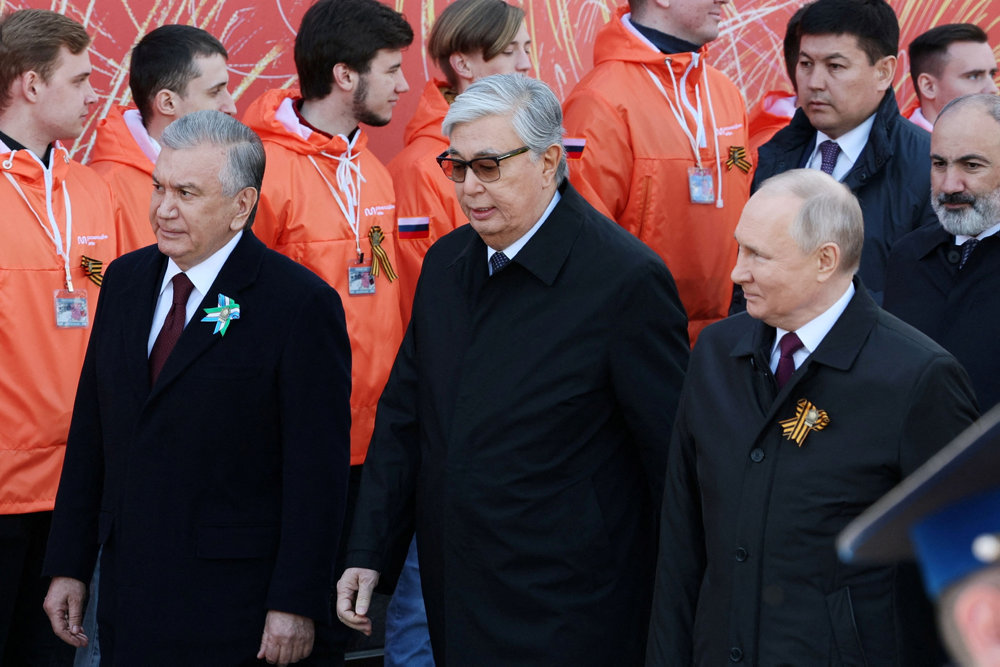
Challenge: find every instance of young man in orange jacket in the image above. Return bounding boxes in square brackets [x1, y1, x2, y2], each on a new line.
[563, 0, 753, 345]
[89, 25, 237, 253]
[0, 9, 119, 665]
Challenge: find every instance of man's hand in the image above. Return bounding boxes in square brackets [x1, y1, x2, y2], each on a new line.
[256, 610, 314, 665]
[42, 576, 88, 648]
[335, 567, 380, 635]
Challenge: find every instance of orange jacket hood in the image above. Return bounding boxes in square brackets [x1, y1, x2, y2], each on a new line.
[402, 80, 451, 147]
[89, 105, 155, 175]
[594, 7, 710, 82]
[243, 88, 370, 158]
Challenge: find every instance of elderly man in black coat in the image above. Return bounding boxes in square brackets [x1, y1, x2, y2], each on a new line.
[336, 74, 690, 665]
[648, 169, 978, 666]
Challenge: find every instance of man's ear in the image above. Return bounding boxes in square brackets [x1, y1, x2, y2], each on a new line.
[450, 53, 474, 81]
[17, 70, 43, 103]
[332, 63, 357, 93]
[230, 186, 259, 231]
[916, 72, 937, 103]
[815, 242, 841, 282]
[539, 144, 562, 186]
[153, 89, 181, 118]
[874, 54, 897, 93]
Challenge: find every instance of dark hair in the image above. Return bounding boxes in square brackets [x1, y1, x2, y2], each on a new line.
[0, 9, 90, 115]
[909, 23, 989, 99]
[129, 25, 228, 124]
[294, 0, 414, 101]
[428, 0, 524, 90]
[797, 0, 899, 64]
[783, 5, 809, 86]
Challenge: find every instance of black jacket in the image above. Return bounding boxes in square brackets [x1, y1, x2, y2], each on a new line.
[754, 92, 937, 304]
[648, 280, 977, 666]
[348, 182, 690, 666]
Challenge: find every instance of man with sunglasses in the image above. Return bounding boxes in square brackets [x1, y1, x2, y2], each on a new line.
[336, 74, 690, 664]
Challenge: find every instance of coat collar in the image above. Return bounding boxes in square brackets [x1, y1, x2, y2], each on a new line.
[731, 277, 877, 374]
[143, 231, 266, 396]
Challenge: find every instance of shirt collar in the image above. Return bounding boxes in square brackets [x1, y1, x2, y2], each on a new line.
[486, 190, 561, 269]
[628, 18, 703, 54]
[955, 219, 1000, 245]
[816, 112, 877, 166]
[773, 281, 856, 358]
[159, 230, 244, 298]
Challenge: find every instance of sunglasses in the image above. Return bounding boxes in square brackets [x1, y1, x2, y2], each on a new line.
[436, 146, 530, 183]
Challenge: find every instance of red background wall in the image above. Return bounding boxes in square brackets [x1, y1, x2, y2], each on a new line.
[5, 0, 999, 163]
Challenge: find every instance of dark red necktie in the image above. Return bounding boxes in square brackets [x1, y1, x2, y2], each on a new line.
[149, 273, 194, 384]
[775, 332, 803, 388]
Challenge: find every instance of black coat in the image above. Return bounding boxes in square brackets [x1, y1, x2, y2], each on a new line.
[648, 281, 978, 666]
[884, 223, 1000, 410]
[754, 92, 937, 304]
[43, 232, 352, 665]
[347, 183, 690, 666]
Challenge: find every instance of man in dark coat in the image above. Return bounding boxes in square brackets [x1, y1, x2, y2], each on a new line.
[336, 74, 690, 665]
[42, 111, 351, 665]
[648, 168, 978, 666]
[752, 0, 937, 305]
[884, 93, 1000, 411]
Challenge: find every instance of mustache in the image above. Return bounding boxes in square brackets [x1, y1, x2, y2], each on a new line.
[937, 192, 976, 206]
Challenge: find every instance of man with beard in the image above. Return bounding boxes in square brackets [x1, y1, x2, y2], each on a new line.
[884, 93, 1000, 410]
[241, 0, 413, 658]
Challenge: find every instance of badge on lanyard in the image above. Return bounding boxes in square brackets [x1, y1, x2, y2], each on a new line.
[688, 166, 715, 205]
[54, 288, 88, 327]
[348, 252, 375, 295]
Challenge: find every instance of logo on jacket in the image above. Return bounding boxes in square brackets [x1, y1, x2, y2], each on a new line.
[779, 398, 829, 447]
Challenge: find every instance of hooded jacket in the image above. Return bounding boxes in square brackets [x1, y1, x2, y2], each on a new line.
[387, 80, 466, 315]
[243, 88, 405, 465]
[563, 6, 753, 344]
[88, 105, 158, 253]
[0, 140, 119, 514]
[753, 91, 937, 304]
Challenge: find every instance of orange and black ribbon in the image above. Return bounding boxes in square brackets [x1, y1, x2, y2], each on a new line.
[368, 226, 397, 282]
[80, 255, 104, 287]
[726, 146, 753, 173]
[778, 398, 829, 447]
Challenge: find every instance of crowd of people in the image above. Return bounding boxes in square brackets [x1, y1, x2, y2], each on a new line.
[1, 0, 999, 664]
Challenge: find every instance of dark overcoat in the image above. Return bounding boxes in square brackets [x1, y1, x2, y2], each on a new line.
[884, 223, 1000, 410]
[648, 281, 978, 666]
[754, 92, 937, 303]
[43, 231, 352, 665]
[348, 183, 690, 665]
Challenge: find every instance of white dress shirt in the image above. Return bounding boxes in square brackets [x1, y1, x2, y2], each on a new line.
[806, 114, 876, 182]
[147, 231, 243, 355]
[769, 281, 856, 375]
[954, 220, 1000, 246]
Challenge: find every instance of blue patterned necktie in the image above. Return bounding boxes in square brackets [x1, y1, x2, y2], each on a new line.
[490, 251, 511, 276]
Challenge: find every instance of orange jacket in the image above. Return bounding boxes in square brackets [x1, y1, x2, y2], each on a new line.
[748, 90, 796, 155]
[900, 99, 933, 131]
[88, 105, 158, 253]
[387, 80, 466, 316]
[0, 141, 119, 514]
[243, 89, 406, 465]
[563, 6, 752, 344]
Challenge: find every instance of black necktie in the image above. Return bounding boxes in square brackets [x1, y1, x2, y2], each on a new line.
[959, 238, 980, 270]
[490, 251, 510, 276]
[149, 273, 194, 384]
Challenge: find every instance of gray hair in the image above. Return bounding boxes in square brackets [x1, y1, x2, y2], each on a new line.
[161, 109, 265, 198]
[757, 169, 864, 274]
[938, 92, 1000, 127]
[443, 74, 567, 183]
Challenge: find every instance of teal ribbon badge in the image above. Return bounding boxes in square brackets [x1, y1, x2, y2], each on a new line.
[202, 293, 241, 336]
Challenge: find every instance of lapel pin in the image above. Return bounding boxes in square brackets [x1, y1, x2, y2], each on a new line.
[201, 293, 240, 336]
[779, 398, 830, 447]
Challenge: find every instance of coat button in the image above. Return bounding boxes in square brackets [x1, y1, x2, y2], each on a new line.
[735, 547, 749, 562]
[730, 647, 743, 662]
[750, 448, 764, 463]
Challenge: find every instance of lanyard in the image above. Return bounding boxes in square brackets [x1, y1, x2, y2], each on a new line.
[4, 152, 75, 290]
[307, 133, 367, 262]
[644, 62, 705, 167]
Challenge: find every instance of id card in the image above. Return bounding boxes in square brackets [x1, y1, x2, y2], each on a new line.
[688, 166, 715, 205]
[54, 289, 89, 328]
[348, 264, 376, 295]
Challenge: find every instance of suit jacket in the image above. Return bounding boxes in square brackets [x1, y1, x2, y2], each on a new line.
[753, 92, 937, 304]
[884, 224, 1000, 410]
[43, 231, 351, 665]
[347, 182, 690, 666]
[648, 280, 978, 666]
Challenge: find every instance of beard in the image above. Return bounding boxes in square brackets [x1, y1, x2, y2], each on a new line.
[932, 188, 1000, 237]
[352, 75, 391, 128]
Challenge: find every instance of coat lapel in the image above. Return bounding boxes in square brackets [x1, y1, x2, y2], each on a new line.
[119, 247, 168, 397]
[147, 232, 265, 398]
